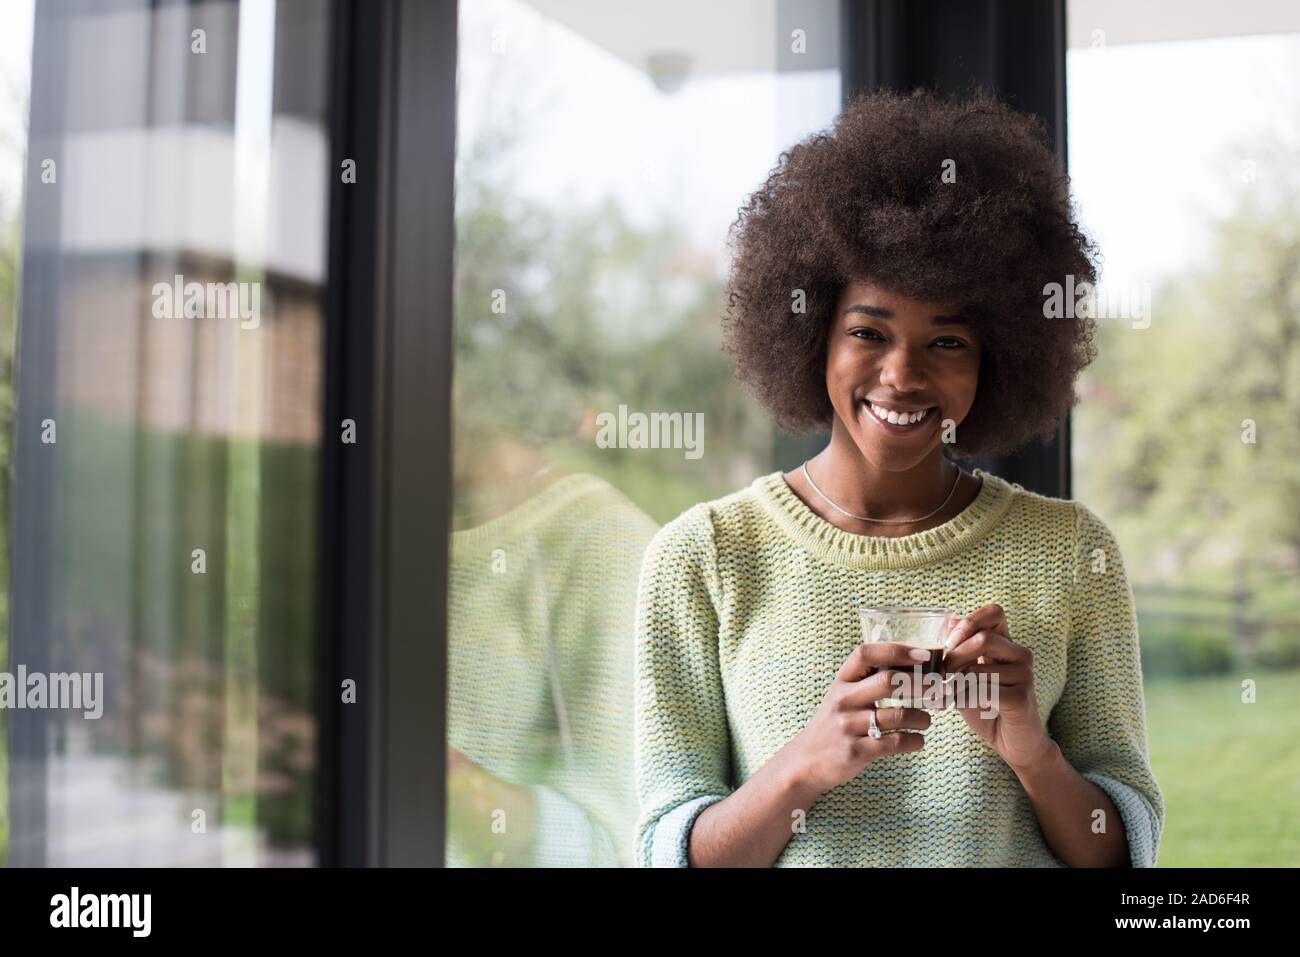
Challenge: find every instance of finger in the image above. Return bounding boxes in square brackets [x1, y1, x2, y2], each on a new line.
[863, 729, 925, 758]
[837, 641, 936, 683]
[943, 630, 1028, 670]
[945, 603, 1009, 651]
[949, 629, 1028, 666]
[841, 664, 936, 708]
[845, 706, 932, 736]
[950, 661, 1035, 687]
[945, 605, 1008, 650]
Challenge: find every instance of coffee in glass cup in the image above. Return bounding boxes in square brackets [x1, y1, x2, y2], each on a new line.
[857, 605, 957, 708]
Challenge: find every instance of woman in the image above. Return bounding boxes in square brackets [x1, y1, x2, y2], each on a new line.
[633, 89, 1164, 867]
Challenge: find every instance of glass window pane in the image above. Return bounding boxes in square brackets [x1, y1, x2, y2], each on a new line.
[1067, 0, 1300, 867]
[451, 0, 841, 866]
[5, 0, 332, 866]
[0, 0, 36, 870]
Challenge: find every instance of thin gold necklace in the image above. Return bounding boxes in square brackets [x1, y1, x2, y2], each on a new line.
[801, 460, 962, 525]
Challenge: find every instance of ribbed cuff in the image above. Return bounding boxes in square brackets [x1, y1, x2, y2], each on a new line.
[648, 794, 729, 867]
[1083, 771, 1161, 868]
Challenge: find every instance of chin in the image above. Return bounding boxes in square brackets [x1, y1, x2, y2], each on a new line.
[850, 431, 934, 471]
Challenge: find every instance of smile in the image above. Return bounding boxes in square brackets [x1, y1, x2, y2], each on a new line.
[862, 400, 937, 432]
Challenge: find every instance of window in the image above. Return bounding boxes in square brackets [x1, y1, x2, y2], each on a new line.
[1067, 0, 1300, 866]
[449, 0, 841, 866]
[5, 0, 333, 866]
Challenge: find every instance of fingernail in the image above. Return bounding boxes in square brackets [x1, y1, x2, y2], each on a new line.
[945, 626, 963, 651]
[909, 647, 931, 661]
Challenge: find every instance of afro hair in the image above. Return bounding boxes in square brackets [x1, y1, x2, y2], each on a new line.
[721, 87, 1100, 458]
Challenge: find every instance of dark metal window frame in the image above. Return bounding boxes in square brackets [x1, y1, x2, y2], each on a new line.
[316, 0, 455, 866]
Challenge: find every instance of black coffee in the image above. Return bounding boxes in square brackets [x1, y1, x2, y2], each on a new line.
[889, 647, 945, 676]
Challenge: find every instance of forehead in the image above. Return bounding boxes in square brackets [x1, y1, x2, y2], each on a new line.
[835, 279, 961, 319]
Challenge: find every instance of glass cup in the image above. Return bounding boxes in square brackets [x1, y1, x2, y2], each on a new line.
[857, 605, 958, 709]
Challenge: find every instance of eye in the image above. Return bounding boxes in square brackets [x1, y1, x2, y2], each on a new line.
[849, 328, 968, 349]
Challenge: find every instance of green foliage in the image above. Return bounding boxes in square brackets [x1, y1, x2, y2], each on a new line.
[1074, 138, 1300, 678]
[1137, 613, 1237, 677]
[452, 110, 773, 522]
[18, 409, 316, 852]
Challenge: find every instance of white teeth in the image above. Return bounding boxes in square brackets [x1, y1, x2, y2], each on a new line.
[868, 403, 931, 426]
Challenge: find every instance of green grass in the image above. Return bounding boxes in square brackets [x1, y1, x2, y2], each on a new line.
[1145, 668, 1300, 866]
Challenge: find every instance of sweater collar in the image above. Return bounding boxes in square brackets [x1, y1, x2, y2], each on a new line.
[752, 467, 1017, 570]
[449, 472, 613, 554]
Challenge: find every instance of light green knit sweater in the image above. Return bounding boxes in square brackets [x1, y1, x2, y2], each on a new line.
[633, 468, 1164, 867]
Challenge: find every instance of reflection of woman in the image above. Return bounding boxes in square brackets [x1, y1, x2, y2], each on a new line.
[447, 437, 657, 866]
[634, 90, 1164, 867]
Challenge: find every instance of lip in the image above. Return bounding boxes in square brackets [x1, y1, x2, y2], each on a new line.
[861, 399, 938, 436]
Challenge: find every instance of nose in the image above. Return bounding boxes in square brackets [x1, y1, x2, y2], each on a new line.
[878, 342, 928, 393]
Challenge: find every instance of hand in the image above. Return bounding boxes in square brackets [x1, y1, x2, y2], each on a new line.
[446, 745, 536, 866]
[447, 745, 477, 775]
[447, 746, 524, 801]
[447, 746, 496, 815]
[446, 747, 527, 821]
[786, 642, 934, 795]
[942, 603, 1055, 772]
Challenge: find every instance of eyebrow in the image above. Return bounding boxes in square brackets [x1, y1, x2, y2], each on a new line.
[844, 304, 969, 326]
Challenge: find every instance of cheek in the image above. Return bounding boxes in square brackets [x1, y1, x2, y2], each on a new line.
[950, 358, 981, 409]
[943, 344, 979, 378]
[825, 346, 869, 389]
[960, 361, 980, 392]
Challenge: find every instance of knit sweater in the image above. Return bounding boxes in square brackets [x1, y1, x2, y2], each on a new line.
[633, 468, 1165, 867]
[448, 472, 657, 867]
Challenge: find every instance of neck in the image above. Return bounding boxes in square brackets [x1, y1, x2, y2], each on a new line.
[806, 421, 959, 526]
[452, 437, 555, 529]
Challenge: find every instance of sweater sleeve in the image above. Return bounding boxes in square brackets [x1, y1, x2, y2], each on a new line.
[1047, 502, 1165, 868]
[537, 497, 659, 868]
[633, 504, 734, 867]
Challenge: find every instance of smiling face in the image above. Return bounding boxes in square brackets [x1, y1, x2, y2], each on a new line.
[826, 279, 982, 470]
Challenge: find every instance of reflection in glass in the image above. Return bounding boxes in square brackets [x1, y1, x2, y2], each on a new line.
[451, 0, 842, 864]
[0, 0, 35, 869]
[447, 443, 657, 866]
[7, 0, 330, 865]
